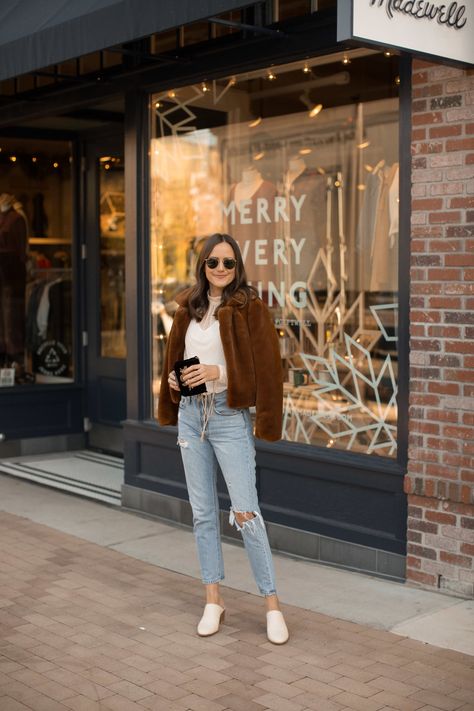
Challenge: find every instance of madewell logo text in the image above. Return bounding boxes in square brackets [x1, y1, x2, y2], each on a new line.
[368, 0, 467, 29]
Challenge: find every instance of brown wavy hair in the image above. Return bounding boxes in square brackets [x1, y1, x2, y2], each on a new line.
[187, 233, 257, 321]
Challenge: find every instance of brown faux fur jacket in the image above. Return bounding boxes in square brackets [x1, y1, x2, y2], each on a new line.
[157, 288, 283, 441]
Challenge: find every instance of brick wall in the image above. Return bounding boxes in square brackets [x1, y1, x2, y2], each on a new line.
[405, 60, 474, 597]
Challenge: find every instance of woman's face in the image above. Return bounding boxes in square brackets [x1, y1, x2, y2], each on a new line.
[205, 241, 236, 296]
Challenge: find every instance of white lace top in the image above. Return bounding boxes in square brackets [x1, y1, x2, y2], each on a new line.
[184, 294, 228, 393]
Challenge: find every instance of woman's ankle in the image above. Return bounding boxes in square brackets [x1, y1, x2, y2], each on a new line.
[265, 594, 280, 612]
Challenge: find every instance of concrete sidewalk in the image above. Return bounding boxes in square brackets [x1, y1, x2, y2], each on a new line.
[1, 479, 474, 711]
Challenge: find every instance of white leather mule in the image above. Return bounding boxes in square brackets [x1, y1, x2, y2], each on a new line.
[266, 610, 289, 644]
[197, 603, 225, 637]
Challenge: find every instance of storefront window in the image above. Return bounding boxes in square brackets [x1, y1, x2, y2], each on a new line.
[150, 50, 400, 457]
[0, 138, 73, 385]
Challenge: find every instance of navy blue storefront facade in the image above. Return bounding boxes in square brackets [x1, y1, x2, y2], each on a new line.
[0, 0, 414, 580]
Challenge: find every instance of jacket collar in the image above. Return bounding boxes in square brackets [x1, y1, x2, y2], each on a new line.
[174, 287, 248, 309]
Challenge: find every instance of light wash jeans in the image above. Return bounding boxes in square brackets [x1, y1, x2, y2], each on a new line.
[177, 390, 277, 596]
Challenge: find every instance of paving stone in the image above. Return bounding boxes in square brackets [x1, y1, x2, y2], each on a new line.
[0, 512, 472, 711]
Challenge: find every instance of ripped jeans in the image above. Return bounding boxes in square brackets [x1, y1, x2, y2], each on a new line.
[177, 391, 277, 596]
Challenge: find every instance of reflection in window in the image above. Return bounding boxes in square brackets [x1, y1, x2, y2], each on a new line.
[150, 50, 400, 457]
[99, 156, 126, 359]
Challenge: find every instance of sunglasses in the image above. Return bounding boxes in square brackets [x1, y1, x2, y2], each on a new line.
[205, 257, 237, 270]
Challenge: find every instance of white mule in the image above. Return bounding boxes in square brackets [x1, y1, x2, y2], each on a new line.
[266, 610, 289, 644]
[197, 603, 225, 637]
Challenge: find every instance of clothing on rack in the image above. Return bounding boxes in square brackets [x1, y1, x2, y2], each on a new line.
[356, 162, 399, 292]
[0, 205, 28, 359]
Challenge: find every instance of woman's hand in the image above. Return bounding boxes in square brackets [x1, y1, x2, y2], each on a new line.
[167, 371, 181, 391]
[180, 363, 219, 388]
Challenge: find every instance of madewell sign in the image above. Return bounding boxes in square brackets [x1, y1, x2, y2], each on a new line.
[338, 0, 474, 66]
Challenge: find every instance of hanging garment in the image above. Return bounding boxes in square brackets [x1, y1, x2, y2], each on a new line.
[227, 180, 277, 286]
[0, 208, 27, 358]
[369, 163, 399, 292]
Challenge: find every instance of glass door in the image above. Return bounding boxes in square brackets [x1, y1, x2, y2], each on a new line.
[84, 134, 126, 447]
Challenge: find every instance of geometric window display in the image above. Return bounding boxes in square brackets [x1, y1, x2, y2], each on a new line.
[150, 50, 400, 458]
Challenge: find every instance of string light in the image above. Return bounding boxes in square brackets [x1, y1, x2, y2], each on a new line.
[248, 117, 262, 128]
[357, 139, 370, 149]
[384, 50, 392, 57]
[167, 90, 176, 98]
[104, 163, 110, 170]
[201, 81, 210, 93]
[10, 156, 17, 162]
[32, 157, 37, 163]
[395, 75, 401, 86]
[299, 148, 312, 155]
[267, 69, 276, 81]
[253, 151, 265, 161]
[155, 100, 162, 108]
[303, 63, 310, 74]
[342, 54, 351, 65]
[53, 162, 59, 168]
[364, 164, 373, 172]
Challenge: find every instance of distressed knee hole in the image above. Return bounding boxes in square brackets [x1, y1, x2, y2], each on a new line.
[177, 437, 189, 448]
[229, 508, 264, 534]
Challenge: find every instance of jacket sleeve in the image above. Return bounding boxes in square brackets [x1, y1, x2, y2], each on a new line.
[157, 319, 181, 426]
[248, 298, 283, 441]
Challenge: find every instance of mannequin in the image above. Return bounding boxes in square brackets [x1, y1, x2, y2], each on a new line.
[281, 155, 328, 287]
[227, 166, 277, 288]
[0, 193, 28, 369]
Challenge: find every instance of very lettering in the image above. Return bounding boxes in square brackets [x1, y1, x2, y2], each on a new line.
[369, 0, 467, 29]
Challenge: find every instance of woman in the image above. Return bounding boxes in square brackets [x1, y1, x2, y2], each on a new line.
[158, 233, 289, 644]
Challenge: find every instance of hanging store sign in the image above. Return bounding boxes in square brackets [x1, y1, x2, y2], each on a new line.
[337, 0, 474, 66]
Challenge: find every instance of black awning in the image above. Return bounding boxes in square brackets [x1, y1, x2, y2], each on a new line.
[0, 0, 252, 81]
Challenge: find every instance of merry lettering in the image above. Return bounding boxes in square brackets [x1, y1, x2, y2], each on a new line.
[369, 0, 467, 28]
[221, 194, 306, 225]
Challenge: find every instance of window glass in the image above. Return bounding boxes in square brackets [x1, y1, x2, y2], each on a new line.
[150, 50, 400, 457]
[99, 155, 126, 358]
[0, 138, 73, 386]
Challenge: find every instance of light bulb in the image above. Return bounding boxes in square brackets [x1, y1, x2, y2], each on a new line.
[267, 70, 276, 81]
[253, 151, 265, 161]
[357, 140, 370, 149]
[201, 82, 209, 93]
[309, 103, 323, 118]
[53, 162, 59, 168]
[303, 63, 310, 74]
[342, 54, 351, 65]
[167, 90, 176, 98]
[248, 117, 262, 128]
[32, 157, 37, 163]
[10, 156, 17, 162]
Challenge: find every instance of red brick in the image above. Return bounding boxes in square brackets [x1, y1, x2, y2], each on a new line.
[429, 124, 463, 138]
[425, 511, 457, 525]
[406, 555, 422, 569]
[446, 137, 474, 151]
[412, 128, 427, 141]
[427, 382, 460, 395]
[445, 253, 474, 267]
[450, 196, 474, 208]
[413, 111, 443, 125]
[440, 551, 472, 568]
[460, 542, 474, 556]
[428, 211, 462, 224]
[407, 570, 438, 586]
[428, 296, 461, 309]
[407, 543, 437, 560]
[427, 268, 462, 281]
[445, 340, 474, 353]
[412, 71, 429, 85]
